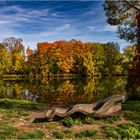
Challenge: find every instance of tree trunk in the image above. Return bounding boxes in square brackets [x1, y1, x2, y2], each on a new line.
[136, 11, 140, 55]
[126, 11, 140, 95]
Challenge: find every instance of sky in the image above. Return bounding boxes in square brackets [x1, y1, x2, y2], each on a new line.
[0, 0, 131, 51]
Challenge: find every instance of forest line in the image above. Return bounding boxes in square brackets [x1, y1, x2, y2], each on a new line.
[0, 37, 135, 78]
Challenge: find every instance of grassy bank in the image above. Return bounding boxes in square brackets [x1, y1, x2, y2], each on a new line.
[0, 98, 140, 139]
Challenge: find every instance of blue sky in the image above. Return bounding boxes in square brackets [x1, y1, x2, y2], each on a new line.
[0, 0, 130, 51]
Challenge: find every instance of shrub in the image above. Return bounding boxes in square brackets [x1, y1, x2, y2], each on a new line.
[104, 124, 140, 139]
[61, 117, 74, 127]
[118, 123, 137, 129]
[110, 115, 120, 121]
[104, 115, 120, 123]
[53, 131, 65, 139]
[84, 117, 96, 124]
[74, 118, 83, 125]
[123, 126, 140, 139]
[75, 130, 97, 138]
[63, 129, 73, 134]
[104, 127, 121, 139]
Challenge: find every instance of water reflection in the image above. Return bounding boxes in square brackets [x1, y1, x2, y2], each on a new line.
[0, 76, 126, 105]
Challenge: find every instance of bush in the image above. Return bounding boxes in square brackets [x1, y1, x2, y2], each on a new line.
[74, 118, 83, 125]
[61, 117, 74, 127]
[75, 130, 97, 138]
[110, 115, 120, 121]
[122, 126, 140, 139]
[118, 123, 137, 129]
[104, 115, 120, 123]
[63, 129, 73, 134]
[104, 126, 121, 139]
[84, 117, 96, 124]
[104, 124, 140, 139]
[61, 117, 83, 127]
[53, 131, 65, 139]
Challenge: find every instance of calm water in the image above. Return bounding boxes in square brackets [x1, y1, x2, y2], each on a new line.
[0, 76, 127, 105]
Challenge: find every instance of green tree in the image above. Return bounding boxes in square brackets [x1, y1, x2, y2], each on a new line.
[104, 1, 139, 44]
[123, 45, 136, 71]
[92, 42, 122, 75]
[104, 0, 140, 97]
[103, 42, 123, 75]
[104, 0, 140, 67]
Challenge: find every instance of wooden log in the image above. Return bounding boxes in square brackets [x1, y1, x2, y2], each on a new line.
[33, 94, 125, 122]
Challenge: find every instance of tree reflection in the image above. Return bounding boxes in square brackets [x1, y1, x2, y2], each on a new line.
[0, 76, 126, 105]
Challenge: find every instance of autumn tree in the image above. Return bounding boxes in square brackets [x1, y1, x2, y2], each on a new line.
[11, 40, 25, 74]
[0, 43, 12, 75]
[25, 40, 123, 77]
[1, 37, 25, 74]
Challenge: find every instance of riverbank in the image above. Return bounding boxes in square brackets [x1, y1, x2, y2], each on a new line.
[0, 74, 127, 79]
[0, 98, 140, 139]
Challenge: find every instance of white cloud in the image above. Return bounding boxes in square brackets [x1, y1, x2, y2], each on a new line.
[87, 26, 95, 32]
[0, 5, 59, 26]
[0, 3, 129, 52]
[8, 23, 72, 50]
[57, 23, 70, 30]
[98, 25, 117, 32]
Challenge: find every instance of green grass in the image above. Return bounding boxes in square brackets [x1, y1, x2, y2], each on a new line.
[0, 99, 140, 139]
[103, 123, 140, 139]
[61, 117, 84, 127]
[75, 130, 97, 138]
[53, 129, 73, 139]
[0, 98, 45, 110]
[83, 117, 96, 124]
[53, 131, 65, 139]
[18, 130, 45, 139]
[104, 101, 140, 139]
[0, 108, 29, 119]
[63, 129, 73, 134]
[122, 101, 140, 112]
[124, 111, 140, 122]
[118, 123, 137, 129]
[0, 123, 19, 139]
[104, 126, 121, 139]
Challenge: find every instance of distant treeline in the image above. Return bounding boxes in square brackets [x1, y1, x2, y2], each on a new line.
[0, 37, 135, 77]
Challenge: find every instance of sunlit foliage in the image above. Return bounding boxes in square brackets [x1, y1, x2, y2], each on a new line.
[26, 40, 123, 76]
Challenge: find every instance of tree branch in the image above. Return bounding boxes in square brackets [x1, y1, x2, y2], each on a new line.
[124, 0, 140, 12]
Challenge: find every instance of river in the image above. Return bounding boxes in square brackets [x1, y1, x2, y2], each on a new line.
[0, 76, 127, 105]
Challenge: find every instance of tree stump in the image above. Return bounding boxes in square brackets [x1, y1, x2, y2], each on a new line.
[33, 94, 125, 122]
